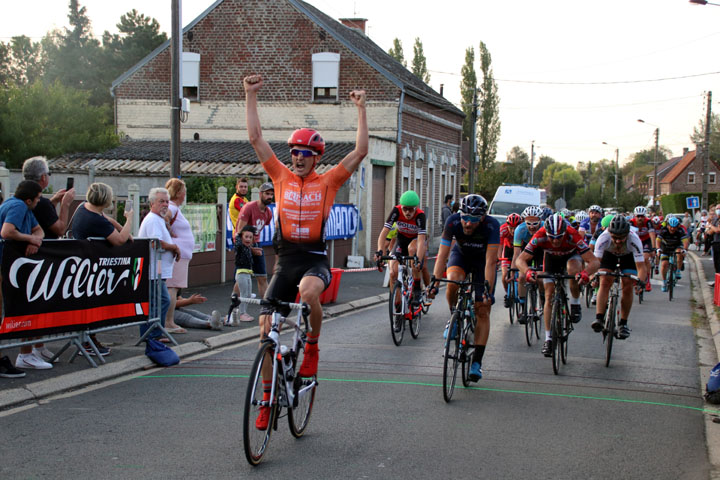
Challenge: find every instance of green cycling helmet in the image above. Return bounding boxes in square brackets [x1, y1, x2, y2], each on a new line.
[399, 190, 420, 207]
[601, 214, 614, 229]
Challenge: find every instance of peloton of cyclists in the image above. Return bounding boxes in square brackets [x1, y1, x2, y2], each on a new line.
[516, 213, 599, 357]
[629, 206, 656, 293]
[590, 215, 647, 339]
[510, 205, 545, 324]
[429, 194, 499, 382]
[579, 205, 604, 244]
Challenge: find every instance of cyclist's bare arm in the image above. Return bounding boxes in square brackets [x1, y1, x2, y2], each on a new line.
[511, 245, 522, 270]
[416, 234, 427, 263]
[484, 244, 499, 294]
[339, 90, 368, 173]
[635, 261, 647, 285]
[516, 251, 533, 279]
[580, 249, 600, 276]
[432, 242, 451, 280]
[243, 75, 275, 163]
[376, 226, 391, 256]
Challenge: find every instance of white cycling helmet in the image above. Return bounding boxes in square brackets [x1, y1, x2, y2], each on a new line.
[634, 206, 648, 216]
[575, 210, 588, 222]
[588, 204, 603, 214]
[522, 205, 543, 218]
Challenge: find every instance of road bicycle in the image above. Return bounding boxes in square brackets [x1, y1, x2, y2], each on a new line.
[595, 267, 640, 367]
[664, 249, 683, 302]
[537, 273, 576, 375]
[433, 273, 488, 403]
[505, 268, 522, 325]
[380, 254, 422, 346]
[241, 297, 317, 466]
[522, 270, 542, 347]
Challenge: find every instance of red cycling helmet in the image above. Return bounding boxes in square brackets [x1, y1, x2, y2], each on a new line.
[506, 213, 522, 228]
[288, 128, 325, 155]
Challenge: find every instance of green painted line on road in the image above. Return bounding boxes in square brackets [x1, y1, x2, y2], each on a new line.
[136, 373, 715, 414]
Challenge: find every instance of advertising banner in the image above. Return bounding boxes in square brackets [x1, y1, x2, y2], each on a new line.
[182, 204, 218, 252]
[257, 204, 360, 246]
[0, 239, 151, 340]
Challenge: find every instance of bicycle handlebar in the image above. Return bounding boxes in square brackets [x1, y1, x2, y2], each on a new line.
[237, 296, 311, 317]
[536, 273, 577, 280]
[595, 271, 641, 282]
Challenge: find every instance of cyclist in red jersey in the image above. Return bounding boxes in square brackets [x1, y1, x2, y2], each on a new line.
[516, 214, 599, 357]
[244, 74, 367, 430]
[500, 213, 522, 308]
[629, 206, 656, 292]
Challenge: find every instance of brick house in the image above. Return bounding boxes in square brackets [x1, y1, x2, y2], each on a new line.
[658, 149, 720, 195]
[104, 0, 464, 262]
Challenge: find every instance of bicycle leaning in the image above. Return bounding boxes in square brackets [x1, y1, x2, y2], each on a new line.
[432, 274, 489, 403]
[537, 273, 576, 375]
[379, 254, 423, 346]
[241, 297, 317, 466]
[594, 268, 640, 367]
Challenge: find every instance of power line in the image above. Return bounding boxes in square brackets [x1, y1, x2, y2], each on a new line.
[429, 69, 720, 85]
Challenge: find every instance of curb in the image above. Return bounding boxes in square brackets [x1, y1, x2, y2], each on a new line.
[0, 294, 388, 411]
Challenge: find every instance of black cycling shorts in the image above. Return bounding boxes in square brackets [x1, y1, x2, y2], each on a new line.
[262, 253, 332, 314]
[542, 252, 581, 280]
[599, 251, 637, 274]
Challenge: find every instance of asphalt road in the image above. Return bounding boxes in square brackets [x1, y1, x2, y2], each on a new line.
[0, 271, 708, 479]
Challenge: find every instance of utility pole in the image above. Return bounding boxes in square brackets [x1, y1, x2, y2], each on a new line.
[614, 147, 619, 202]
[530, 140, 535, 185]
[468, 88, 478, 194]
[170, 0, 182, 179]
[702, 91, 712, 211]
[653, 128, 659, 208]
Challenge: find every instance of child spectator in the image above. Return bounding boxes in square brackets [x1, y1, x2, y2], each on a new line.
[230, 225, 256, 324]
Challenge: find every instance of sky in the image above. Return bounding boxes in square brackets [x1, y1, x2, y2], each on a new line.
[2, 0, 720, 169]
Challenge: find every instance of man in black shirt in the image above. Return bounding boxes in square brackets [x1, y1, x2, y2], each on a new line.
[21, 156, 75, 239]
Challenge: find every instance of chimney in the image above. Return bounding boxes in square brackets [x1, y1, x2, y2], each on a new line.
[683, 147, 689, 156]
[440, 84, 444, 96]
[339, 18, 367, 34]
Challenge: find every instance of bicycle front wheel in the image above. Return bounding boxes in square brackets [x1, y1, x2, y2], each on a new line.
[560, 302, 570, 365]
[461, 316, 475, 387]
[525, 287, 537, 347]
[604, 296, 616, 368]
[409, 306, 421, 339]
[389, 281, 405, 346]
[667, 265, 675, 302]
[585, 284, 592, 308]
[288, 343, 316, 438]
[508, 283, 515, 325]
[243, 341, 279, 466]
[443, 311, 461, 402]
[550, 298, 562, 375]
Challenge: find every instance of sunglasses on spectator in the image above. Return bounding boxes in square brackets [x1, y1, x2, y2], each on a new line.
[290, 148, 318, 158]
[460, 214, 482, 223]
[525, 220, 541, 228]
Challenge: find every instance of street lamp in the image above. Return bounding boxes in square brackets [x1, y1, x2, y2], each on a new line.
[602, 141, 619, 202]
[637, 119, 660, 209]
[690, 0, 720, 6]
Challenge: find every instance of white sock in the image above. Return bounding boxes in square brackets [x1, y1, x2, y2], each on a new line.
[545, 330, 552, 341]
[570, 296, 580, 305]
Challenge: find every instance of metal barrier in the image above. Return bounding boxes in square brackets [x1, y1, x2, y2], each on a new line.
[0, 238, 176, 367]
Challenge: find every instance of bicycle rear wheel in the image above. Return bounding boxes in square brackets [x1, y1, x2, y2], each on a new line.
[584, 284, 592, 308]
[461, 316, 475, 387]
[604, 296, 616, 367]
[550, 298, 562, 375]
[667, 264, 675, 302]
[243, 342, 279, 466]
[288, 343, 316, 438]
[389, 281, 405, 346]
[443, 311, 461, 402]
[508, 283, 515, 325]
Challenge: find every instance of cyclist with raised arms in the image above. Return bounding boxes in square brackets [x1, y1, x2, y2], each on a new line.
[516, 213, 599, 357]
[511, 205, 544, 324]
[428, 194, 499, 382]
[629, 206, 655, 293]
[591, 216, 647, 339]
[244, 74, 367, 430]
[579, 205, 603, 245]
[500, 213, 522, 308]
[375, 190, 429, 305]
[656, 216, 690, 292]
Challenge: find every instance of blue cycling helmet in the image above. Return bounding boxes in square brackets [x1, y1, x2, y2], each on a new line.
[668, 216, 680, 227]
[541, 207, 553, 220]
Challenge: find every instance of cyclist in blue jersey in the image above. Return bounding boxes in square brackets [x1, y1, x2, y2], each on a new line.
[429, 194, 499, 382]
[579, 205, 603, 243]
[511, 205, 544, 324]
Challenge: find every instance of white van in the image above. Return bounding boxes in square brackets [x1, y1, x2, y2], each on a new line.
[488, 184, 546, 223]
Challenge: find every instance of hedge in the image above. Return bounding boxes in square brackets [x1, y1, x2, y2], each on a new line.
[659, 192, 720, 214]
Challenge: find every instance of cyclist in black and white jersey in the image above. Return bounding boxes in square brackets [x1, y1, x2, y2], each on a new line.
[590, 216, 646, 339]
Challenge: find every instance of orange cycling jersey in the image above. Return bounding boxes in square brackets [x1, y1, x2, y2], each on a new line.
[263, 154, 351, 254]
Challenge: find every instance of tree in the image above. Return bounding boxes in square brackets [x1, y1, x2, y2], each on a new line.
[690, 112, 720, 163]
[0, 81, 119, 168]
[476, 41, 500, 171]
[43, 0, 105, 105]
[411, 37, 430, 83]
[101, 9, 167, 76]
[533, 155, 555, 185]
[459, 46, 476, 141]
[541, 163, 581, 203]
[506, 146, 530, 168]
[0, 36, 45, 87]
[387, 38, 406, 67]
